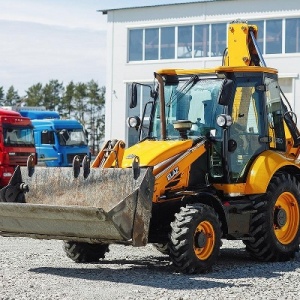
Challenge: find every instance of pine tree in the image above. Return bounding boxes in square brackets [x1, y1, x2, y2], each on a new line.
[60, 81, 75, 118]
[86, 80, 105, 154]
[43, 80, 64, 111]
[25, 83, 44, 107]
[73, 82, 87, 126]
[5, 86, 20, 106]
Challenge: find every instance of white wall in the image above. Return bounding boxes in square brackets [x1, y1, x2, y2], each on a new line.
[105, 0, 300, 144]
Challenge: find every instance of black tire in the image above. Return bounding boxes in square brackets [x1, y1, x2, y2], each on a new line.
[16, 192, 26, 203]
[152, 243, 170, 255]
[244, 172, 300, 261]
[168, 203, 222, 274]
[63, 241, 109, 263]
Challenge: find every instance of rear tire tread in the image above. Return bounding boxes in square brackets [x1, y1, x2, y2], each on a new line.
[245, 172, 300, 261]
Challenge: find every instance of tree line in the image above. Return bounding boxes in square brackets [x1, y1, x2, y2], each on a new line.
[0, 80, 105, 154]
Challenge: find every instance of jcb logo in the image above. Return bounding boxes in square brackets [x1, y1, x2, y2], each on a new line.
[167, 167, 179, 181]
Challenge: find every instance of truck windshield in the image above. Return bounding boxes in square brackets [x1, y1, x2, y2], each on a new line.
[58, 129, 88, 146]
[3, 127, 35, 147]
[150, 77, 225, 140]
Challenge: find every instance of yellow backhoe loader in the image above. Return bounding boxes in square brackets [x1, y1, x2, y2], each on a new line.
[1, 20, 300, 274]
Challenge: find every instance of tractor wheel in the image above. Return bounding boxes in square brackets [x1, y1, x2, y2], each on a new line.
[152, 243, 170, 255]
[245, 172, 300, 261]
[63, 241, 109, 263]
[168, 203, 222, 274]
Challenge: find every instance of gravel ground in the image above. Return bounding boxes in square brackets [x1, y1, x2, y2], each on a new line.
[1, 236, 300, 300]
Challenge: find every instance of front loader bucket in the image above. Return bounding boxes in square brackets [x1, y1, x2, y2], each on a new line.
[0, 166, 154, 246]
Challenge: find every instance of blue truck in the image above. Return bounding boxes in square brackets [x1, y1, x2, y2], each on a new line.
[16, 108, 90, 167]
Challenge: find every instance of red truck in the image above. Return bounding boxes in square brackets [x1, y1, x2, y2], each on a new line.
[0, 108, 36, 187]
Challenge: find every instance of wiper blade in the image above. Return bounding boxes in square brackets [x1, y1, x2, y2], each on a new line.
[166, 75, 199, 107]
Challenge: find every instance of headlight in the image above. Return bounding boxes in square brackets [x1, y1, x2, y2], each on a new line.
[127, 116, 141, 128]
[216, 114, 232, 128]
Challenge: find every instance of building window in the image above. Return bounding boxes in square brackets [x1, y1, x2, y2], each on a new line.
[286, 18, 300, 53]
[145, 28, 159, 60]
[161, 27, 175, 59]
[252, 20, 264, 54]
[128, 18, 300, 62]
[194, 24, 209, 57]
[129, 29, 143, 61]
[266, 19, 282, 54]
[211, 23, 227, 57]
[177, 25, 192, 58]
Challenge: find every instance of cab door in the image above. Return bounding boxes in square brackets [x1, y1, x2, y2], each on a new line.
[38, 130, 59, 166]
[265, 76, 286, 152]
[228, 76, 266, 182]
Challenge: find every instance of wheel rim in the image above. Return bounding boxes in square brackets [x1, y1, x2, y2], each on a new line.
[274, 192, 299, 245]
[193, 221, 215, 260]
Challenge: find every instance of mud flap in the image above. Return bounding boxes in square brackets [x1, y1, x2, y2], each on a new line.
[0, 166, 154, 246]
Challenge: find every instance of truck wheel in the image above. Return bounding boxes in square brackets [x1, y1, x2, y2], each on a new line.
[245, 172, 300, 261]
[168, 203, 222, 274]
[63, 241, 109, 263]
[152, 243, 170, 255]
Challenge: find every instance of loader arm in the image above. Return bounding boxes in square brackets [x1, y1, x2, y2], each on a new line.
[92, 139, 125, 168]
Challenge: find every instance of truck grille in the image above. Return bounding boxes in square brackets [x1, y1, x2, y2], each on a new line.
[9, 152, 35, 166]
[67, 153, 88, 164]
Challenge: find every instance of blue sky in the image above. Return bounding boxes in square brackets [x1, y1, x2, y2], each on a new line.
[0, 0, 193, 96]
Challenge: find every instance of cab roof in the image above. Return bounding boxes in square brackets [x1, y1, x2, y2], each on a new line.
[0, 108, 22, 117]
[156, 66, 278, 76]
[31, 119, 83, 130]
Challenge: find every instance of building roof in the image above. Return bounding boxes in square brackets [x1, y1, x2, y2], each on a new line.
[100, 0, 216, 14]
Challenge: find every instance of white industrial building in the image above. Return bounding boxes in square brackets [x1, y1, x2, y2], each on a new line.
[101, 0, 300, 146]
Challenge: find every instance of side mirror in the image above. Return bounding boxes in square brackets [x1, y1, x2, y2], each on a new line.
[218, 79, 234, 105]
[130, 83, 138, 108]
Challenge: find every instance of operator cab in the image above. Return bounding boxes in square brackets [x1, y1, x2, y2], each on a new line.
[129, 67, 296, 185]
